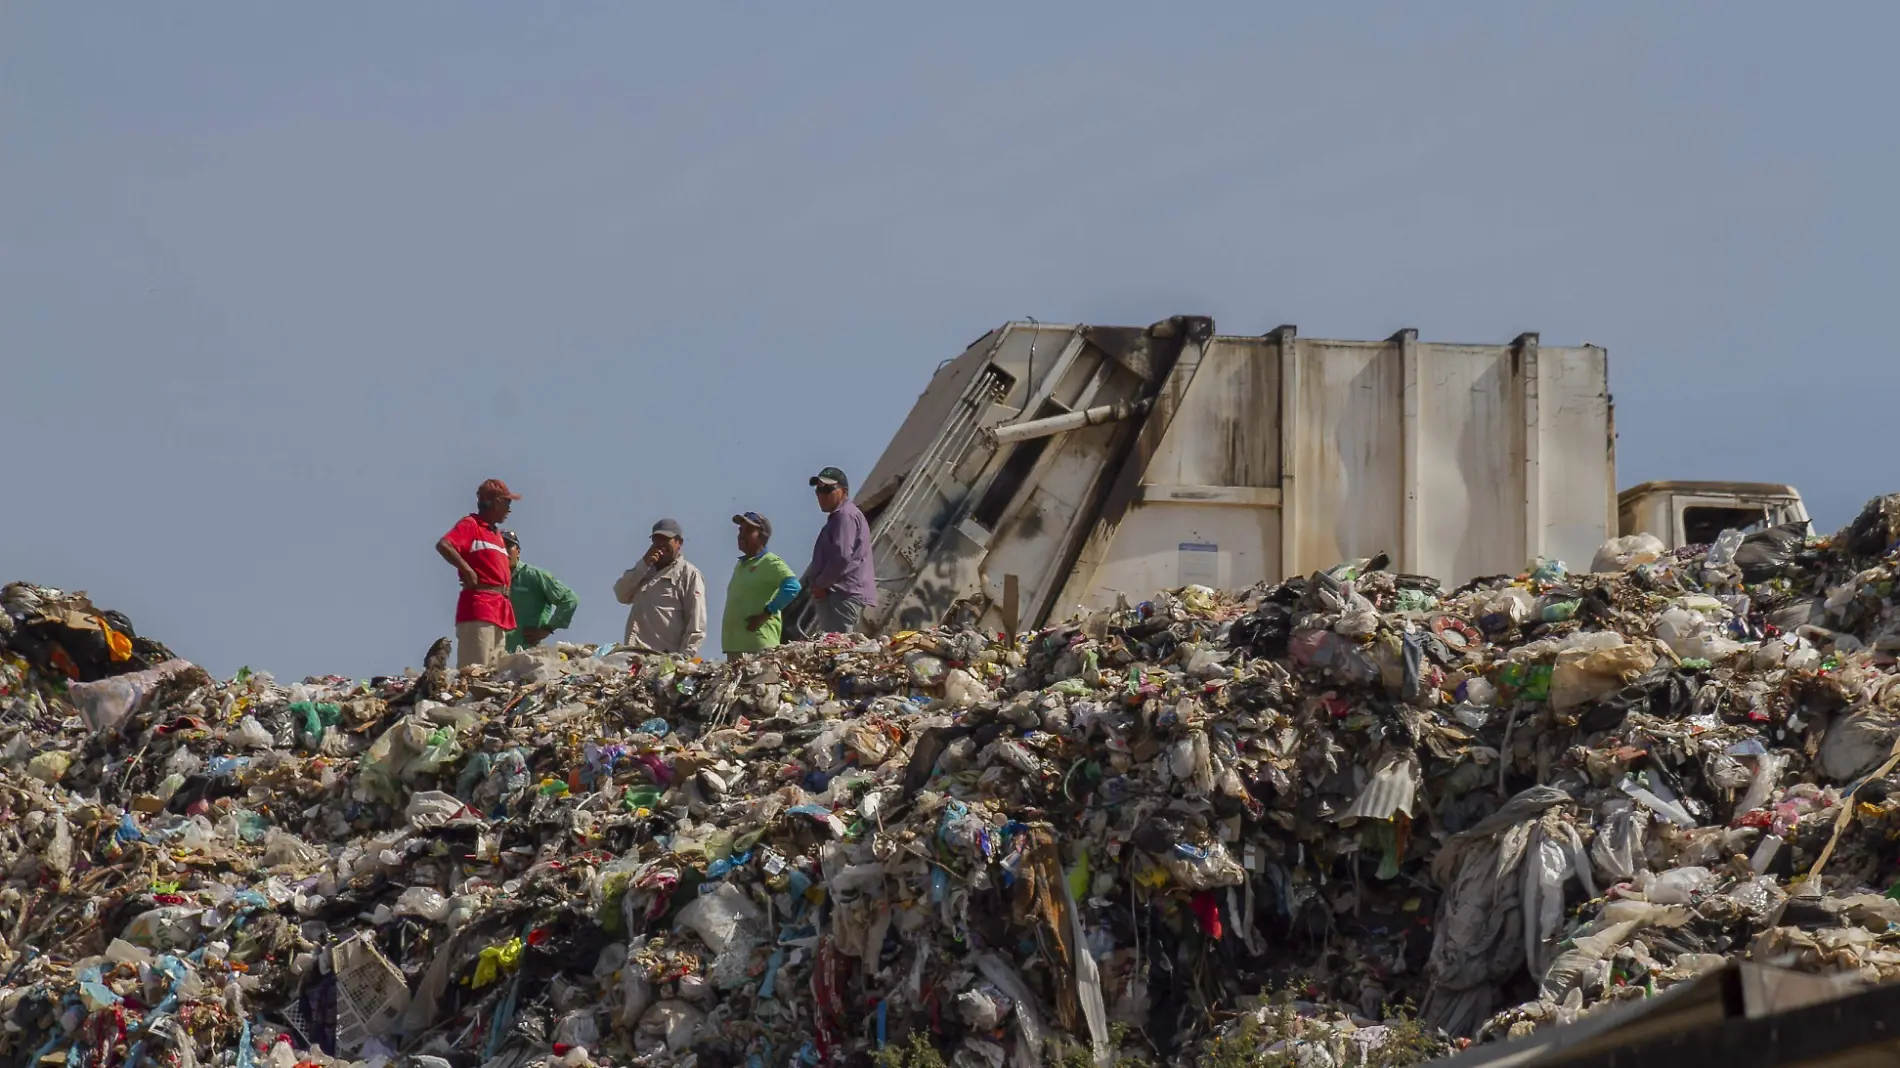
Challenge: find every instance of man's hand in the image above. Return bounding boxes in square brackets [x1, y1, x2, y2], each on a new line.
[458, 566, 481, 590]
[522, 627, 554, 646]
[643, 545, 666, 567]
[811, 585, 829, 601]
[745, 613, 770, 632]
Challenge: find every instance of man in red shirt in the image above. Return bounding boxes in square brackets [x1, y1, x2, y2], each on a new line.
[435, 479, 521, 669]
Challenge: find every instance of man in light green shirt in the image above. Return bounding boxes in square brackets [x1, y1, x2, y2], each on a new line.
[503, 531, 579, 652]
[723, 511, 801, 657]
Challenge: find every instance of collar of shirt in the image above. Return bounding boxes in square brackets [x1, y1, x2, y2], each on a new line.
[642, 557, 689, 583]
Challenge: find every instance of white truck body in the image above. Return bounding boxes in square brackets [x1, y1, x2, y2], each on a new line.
[846, 317, 1792, 638]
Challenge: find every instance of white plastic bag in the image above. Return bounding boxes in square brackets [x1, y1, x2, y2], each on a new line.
[405, 790, 469, 829]
[394, 887, 451, 923]
[1639, 866, 1713, 904]
[1621, 776, 1698, 827]
[1732, 752, 1787, 820]
[233, 716, 276, 750]
[635, 1000, 704, 1055]
[672, 883, 764, 954]
[1591, 533, 1666, 574]
[1655, 607, 1744, 662]
[68, 659, 196, 734]
[263, 828, 326, 868]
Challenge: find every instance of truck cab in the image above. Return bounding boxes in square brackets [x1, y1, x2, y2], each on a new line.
[1617, 481, 1809, 548]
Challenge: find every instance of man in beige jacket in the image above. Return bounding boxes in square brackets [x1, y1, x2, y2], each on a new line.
[612, 518, 707, 658]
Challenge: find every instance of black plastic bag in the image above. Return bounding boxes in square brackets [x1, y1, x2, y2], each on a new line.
[1734, 520, 1811, 581]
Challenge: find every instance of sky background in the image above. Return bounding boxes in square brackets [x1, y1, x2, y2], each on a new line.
[3, 3, 1895, 680]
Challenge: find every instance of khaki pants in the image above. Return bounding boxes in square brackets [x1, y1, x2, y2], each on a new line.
[456, 621, 505, 669]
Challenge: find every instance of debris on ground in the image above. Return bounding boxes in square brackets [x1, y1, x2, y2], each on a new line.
[7, 495, 1900, 1067]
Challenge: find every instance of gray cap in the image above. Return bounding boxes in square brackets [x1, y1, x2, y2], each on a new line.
[651, 518, 683, 539]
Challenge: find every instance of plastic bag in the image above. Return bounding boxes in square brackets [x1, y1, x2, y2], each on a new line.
[903, 651, 948, 687]
[360, 718, 428, 803]
[394, 886, 451, 923]
[1334, 607, 1381, 639]
[943, 668, 986, 708]
[1523, 830, 1577, 974]
[1724, 877, 1782, 915]
[1480, 588, 1535, 631]
[1160, 840, 1245, 890]
[404, 727, 463, 779]
[1655, 607, 1744, 662]
[1816, 709, 1899, 782]
[1735, 521, 1810, 581]
[840, 722, 896, 765]
[1621, 776, 1697, 827]
[1591, 533, 1666, 574]
[405, 790, 469, 829]
[1732, 752, 1787, 820]
[1549, 641, 1658, 712]
[957, 984, 1015, 1030]
[232, 716, 276, 750]
[1462, 677, 1498, 707]
[1529, 558, 1569, 583]
[67, 658, 196, 734]
[552, 1010, 602, 1050]
[673, 882, 764, 954]
[121, 906, 206, 950]
[1638, 866, 1713, 904]
[635, 1000, 704, 1055]
[1705, 528, 1746, 569]
[1590, 805, 1646, 883]
[263, 828, 327, 868]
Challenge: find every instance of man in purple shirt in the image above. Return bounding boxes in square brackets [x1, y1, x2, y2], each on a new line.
[804, 466, 878, 635]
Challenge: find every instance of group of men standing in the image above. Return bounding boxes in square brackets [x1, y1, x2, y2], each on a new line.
[433, 468, 877, 670]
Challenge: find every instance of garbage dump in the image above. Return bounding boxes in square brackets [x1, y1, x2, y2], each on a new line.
[7, 494, 1900, 1068]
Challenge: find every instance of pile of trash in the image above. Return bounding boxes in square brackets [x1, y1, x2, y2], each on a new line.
[8, 494, 1900, 1068]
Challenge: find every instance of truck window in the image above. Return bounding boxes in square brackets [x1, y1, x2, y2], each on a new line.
[1681, 505, 1769, 546]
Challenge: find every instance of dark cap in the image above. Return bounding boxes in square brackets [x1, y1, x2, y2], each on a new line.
[732, 511, 773, 539]
[478, 478, 522, 502]
[809, 467, 848, 489]
[501, 529, 520, 549]
[651, 518, 683, 539]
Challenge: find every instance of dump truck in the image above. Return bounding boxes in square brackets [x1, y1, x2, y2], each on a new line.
[813, 316, 1807, 638]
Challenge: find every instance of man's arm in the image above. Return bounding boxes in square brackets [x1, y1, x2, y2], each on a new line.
[437, 538, 479, 589]
[680, 568, 707, 658]
[543, 572, 579, 631]
[613, 565, 649, 605]
[807, 512, 851, 592]
[764, 557, 801, 614]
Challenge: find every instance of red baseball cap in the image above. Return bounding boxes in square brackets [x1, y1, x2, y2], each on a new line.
[477, 478, 522, 502]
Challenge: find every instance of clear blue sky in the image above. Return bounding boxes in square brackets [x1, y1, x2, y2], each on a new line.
[4, 4, 1894, 680]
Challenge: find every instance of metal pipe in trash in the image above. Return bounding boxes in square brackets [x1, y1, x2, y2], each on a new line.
[983, 398, 1152, 446]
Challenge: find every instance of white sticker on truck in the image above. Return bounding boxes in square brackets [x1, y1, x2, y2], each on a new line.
[1179, 542, 1218, 588]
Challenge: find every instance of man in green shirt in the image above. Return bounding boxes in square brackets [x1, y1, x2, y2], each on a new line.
[502, 531, 579, 652]
[723, 511, 801, 657]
